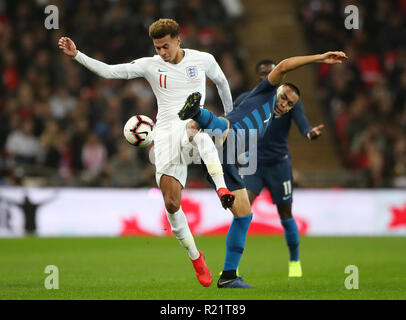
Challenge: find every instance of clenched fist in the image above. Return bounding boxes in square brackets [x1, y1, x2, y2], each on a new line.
[58, 37, 78, 57]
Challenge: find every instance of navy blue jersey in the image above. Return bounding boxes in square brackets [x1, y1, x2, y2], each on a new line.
[235, 92, 312, 165]
[258, 100, 312, 165]
[226, 78, 277, 151]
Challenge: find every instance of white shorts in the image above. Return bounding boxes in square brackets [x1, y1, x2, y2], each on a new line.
[154, 120, 195, 188]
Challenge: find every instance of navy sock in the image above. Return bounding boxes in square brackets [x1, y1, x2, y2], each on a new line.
[281, 217, 300, 261]
[193, 108, 228, 136]
[223, 214, 253, 272]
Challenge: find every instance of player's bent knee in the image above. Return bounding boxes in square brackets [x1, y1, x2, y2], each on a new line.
[230, 189, 252, 217]
[231, 204, 251, 217]
[164, 196, 181, 214]
[160, 175, 182, 213]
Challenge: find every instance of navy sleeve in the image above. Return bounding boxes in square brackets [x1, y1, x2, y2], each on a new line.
[291, 99, 313, 138]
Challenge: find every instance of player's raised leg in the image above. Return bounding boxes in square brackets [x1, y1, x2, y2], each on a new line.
[186, 121, 234, 209]
[160, 175, 212, 287]
[180, 92, 229, 137]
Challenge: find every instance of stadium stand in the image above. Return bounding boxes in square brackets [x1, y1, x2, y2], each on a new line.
[0, 0, 246, 188]
[298, 0, 406, 187]
[1, 0, 405, 189]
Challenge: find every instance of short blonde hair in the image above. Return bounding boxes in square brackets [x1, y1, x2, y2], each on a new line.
[149, 18, 180, 39]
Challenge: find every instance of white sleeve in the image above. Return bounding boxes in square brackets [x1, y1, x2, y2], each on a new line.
[204, 53, 233, 114]
[73, 50, 146, 79]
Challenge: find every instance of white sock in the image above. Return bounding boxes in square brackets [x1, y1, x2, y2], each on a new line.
[166, 207, 200, 260]
[193, 131, 226, 190]
[178, 237, 200, 260]
[211, 175, 227, 190]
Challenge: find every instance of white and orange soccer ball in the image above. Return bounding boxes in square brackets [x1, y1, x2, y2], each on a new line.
[123, 115, 155, 147]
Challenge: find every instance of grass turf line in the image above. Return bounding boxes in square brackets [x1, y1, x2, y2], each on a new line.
[0, 236, 405, 300]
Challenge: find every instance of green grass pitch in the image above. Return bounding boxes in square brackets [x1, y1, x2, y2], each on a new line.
[0, 236, 405, 300]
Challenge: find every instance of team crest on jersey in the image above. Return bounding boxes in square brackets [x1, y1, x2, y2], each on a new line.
[186, 66, 198, 79]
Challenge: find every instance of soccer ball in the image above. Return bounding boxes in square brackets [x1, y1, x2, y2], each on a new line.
[123, 115, 154, 147]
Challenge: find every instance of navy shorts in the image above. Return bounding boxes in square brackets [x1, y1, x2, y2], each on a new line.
[201, 142, 246, 192]
[243, 158, 293, 205]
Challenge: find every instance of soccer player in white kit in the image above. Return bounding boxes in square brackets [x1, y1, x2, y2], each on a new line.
[58, 18, 236, 287]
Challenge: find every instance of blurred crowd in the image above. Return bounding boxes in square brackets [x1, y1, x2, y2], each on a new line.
[299, 0, 406, 187]
[0, 0, 246, 188]
[3, 0, 404, 189]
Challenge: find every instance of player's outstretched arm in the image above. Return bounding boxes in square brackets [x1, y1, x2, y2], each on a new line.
[268, 51, 347, 85]
[58, 37, 142, 80]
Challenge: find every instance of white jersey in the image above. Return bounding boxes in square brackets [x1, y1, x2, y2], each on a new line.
[73, 48, 233, 187]
[74, 49, 233, 129]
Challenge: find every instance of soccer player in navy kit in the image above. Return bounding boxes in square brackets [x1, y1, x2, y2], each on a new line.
[179, 51, 347, 287]
[238, 60, 325, 277]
